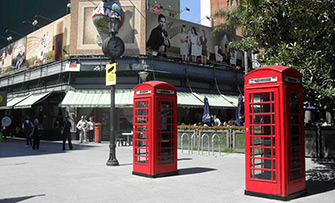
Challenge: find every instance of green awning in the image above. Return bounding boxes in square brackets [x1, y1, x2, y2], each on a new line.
[60, 89, 133, 108]
[0, 95, 30, 110]
[193, 93, 237, 108]
[59, 90, 237, 109]
[177, 92, 203, 107]
[14, 92, 51, 109]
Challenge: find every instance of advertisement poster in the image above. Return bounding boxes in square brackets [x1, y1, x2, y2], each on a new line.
[146, 11, 243, 66]
[11, 38, 27, 70]
[25, 15, 70, 68]
[0, 45, 12, 74]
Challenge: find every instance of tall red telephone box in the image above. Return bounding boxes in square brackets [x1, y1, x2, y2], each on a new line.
[244, 66, 306, 200]
[132, 81, 178, 178]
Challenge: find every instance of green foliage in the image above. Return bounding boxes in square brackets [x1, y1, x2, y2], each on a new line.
[215, 0, 335, 112]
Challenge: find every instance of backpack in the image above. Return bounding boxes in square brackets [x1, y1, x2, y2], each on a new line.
[23, 121, 32, 134]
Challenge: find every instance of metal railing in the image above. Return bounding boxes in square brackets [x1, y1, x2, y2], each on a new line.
[178, 127, 335, 158]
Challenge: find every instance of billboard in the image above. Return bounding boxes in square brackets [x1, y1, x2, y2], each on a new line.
[26, 15, 71, 67]
[0, 44, 13, 74]
[146, 11, 243, 66]
[69, 0, 146, 56]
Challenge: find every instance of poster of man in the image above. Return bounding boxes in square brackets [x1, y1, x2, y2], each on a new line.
[11, 38, 27, 70]
[146, 14, 170, 57]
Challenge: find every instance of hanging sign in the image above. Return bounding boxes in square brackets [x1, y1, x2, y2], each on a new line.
[106, 63, 117, 86]
[0, 91, 7, 106]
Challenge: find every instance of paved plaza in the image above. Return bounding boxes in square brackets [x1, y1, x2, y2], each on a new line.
[0, 138, 334, 203]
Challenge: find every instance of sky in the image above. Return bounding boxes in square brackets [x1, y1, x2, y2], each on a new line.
[180, 0, 201, 24]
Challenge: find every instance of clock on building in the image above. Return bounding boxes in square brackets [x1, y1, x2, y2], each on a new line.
[102, 36, 125, 60]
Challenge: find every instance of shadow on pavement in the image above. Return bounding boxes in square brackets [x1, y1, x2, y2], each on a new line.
[178, 167, 216, 176]
[0, 194, 45, 203]
[305, 159, 335, 196]
[0, 138, 99, 158]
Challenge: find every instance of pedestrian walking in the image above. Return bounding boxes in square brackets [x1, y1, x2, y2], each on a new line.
[22, 116, 33, 147]
[87, 117, 95, 142]
[76, 115, 88, 143]
[62, 116, 73, 150]
[32, 118, 43, 150]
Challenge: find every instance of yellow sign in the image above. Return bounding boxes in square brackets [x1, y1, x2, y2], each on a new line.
[106, 63, 117, 86]
[0, 91, 6, 106]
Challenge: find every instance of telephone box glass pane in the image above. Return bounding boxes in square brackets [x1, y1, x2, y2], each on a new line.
[290, 93, 299, 102]
[160, 101, 173, 108]
[161, 132, 172, 139]
[136, 156, 147, 164]
[291, 115, 299, 124]
[137, 101, 148, 108]
[292, 126, 300, 135]
[254, 115, 271, 124]
[253, 93, 270, 102]
[160, 148, 173, 155]
[159, 157, 173, 164]
[254, 126, 271, 135]
[136, 148, 147, 156]
[291, 147, 301, 157]
[160, 109, 172, 116]
[136, 125, 148, 132]
[253, 104, 271, 113]
[136, 141, 147, 147]
[291, 158, 301, 168]
[290, 103, 299, 113]
[137, 109, 148, 116]
[255, 170, 272, 181]
[291, 169, 301, 180]
[161, 140, 173, 148]
[137, 117, 148, 123]
[137, 132, 147, 139]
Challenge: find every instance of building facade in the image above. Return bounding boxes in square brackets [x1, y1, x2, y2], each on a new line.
[0, 0, 245, 141]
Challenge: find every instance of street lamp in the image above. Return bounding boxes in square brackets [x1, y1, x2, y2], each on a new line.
[138, 71, 149, 83]
[92, 0, 124, 166]
[22, 20, 42, 31]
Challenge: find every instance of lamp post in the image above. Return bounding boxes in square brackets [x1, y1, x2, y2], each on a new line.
[92, 0, 124, 166]
[105, 17, 122, 166]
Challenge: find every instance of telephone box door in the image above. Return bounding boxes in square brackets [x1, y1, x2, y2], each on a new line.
[245, 88, 281, 194]
[285, 87, 306, 194]
[154, 98, 177, 174]
[133, 98, 151, 174]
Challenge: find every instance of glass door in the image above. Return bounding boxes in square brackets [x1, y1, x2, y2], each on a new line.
[134, 99, 150, 165]
[287, 90, 304, 181]
[157, 100, 175, 166]
[247, 89, 278, 188]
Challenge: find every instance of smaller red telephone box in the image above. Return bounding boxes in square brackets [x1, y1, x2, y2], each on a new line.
[132, 81, 178, 178]
[244, 66, 306, 200]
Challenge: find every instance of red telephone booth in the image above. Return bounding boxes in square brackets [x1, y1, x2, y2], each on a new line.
[132, 81, 178, 178]
[244, 66, 306, 200]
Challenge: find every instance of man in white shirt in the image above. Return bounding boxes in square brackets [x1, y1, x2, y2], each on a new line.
[213, 115, 221, 126]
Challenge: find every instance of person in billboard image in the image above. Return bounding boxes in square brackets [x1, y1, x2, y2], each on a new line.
[11, 43, 26, 70]
[1, 51, 5, 73]
[147, 14, 170, 57]
[36, 32, 49, 65]
[190, 27, 201, 63]
[200, 29, 208, 65]
[180, 25, 189, 61]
